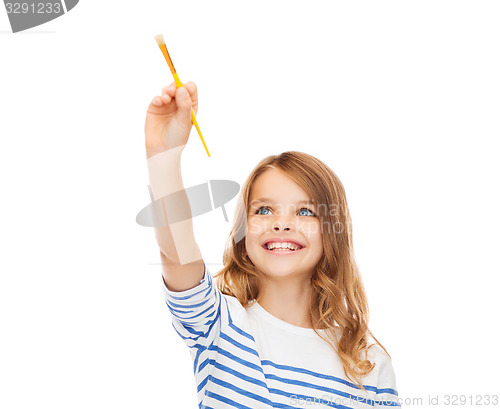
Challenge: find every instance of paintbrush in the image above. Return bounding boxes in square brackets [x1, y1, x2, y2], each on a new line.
[154, 34, 210, 158]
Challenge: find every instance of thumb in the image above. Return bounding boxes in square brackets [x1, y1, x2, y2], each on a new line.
[175, 86, 193, 124]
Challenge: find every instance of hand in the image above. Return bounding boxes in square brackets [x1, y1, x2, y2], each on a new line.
[145, 81, 198, 158]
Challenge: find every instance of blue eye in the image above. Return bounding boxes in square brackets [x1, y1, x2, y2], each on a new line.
[298, 208, 315, 216]
[255, 206, 315, 216]
[255, 206, 272, 215]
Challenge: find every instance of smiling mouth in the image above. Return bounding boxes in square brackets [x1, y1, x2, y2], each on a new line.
[261, 243, 305, 254]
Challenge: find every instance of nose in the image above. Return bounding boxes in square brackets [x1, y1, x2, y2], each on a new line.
[272, 221, 292, 231]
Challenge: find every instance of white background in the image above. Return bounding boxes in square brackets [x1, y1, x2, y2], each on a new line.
[1, 1, 499, 408]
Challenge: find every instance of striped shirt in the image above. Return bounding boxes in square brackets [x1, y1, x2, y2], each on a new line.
[161, 262, 400, 408]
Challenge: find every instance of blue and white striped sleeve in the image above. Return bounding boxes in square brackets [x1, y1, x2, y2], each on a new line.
[374, 355, 401, 407]
[160, 262, 222, 350]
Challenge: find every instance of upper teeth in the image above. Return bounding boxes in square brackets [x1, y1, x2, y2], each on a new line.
[266, 242, 301, 251]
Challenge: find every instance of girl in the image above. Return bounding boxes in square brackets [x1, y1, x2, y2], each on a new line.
[145, 82, 400, 408]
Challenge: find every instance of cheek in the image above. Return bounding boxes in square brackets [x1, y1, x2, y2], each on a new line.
[247, 217, 268, 236]
[298, 219, 322, 238]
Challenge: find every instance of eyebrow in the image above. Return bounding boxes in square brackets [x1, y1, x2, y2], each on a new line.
[250, 198, 315, 205]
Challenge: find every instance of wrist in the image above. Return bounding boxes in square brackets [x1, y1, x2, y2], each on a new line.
[147, 145, 185, 201]
[146, 142, 186, 160]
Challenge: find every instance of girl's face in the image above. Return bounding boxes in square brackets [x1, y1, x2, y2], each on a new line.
[245, 168, 324, 281]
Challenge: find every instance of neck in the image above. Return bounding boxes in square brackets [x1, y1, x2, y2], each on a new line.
[256, 274, 313, 329]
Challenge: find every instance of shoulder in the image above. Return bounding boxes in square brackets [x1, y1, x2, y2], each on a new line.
[365, 342, 393, 374]
[212, 275, 248, 326]
[366, 342, 390, 364]
[220, 292, 248, 320]
[364, 343, 398, 393]
[211, 271, 248, 311]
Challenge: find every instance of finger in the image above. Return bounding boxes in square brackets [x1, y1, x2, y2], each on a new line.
[175, 86, 193, 123]
[162, 82, 177, 97]
[161, 93, 171, 104]
[183, 81, 198, 99]
[161, 82, 176, 93]
[183, 82, 198, 115]
[152, 96, 163, 106]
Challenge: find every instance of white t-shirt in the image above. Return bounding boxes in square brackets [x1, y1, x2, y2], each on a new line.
[161, 262, 400, 408]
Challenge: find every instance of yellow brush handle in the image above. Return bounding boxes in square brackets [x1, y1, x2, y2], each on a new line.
[173, 73, 183, 88]
[173, 73, 210, 157]
[191, 111, 210, 157]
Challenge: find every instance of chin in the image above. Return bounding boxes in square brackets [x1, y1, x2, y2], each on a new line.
[253, 263, 304, 278]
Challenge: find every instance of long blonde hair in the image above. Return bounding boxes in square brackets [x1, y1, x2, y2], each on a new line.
[213, 151, 389, 391]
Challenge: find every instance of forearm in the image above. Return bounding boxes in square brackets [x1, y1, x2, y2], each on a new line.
[147, 145, 202, 265]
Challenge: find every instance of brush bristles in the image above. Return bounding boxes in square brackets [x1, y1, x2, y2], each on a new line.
[154, 34, 165, 46]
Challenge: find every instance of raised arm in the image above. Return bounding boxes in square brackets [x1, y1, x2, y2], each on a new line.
[145, 82, 204, 292]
